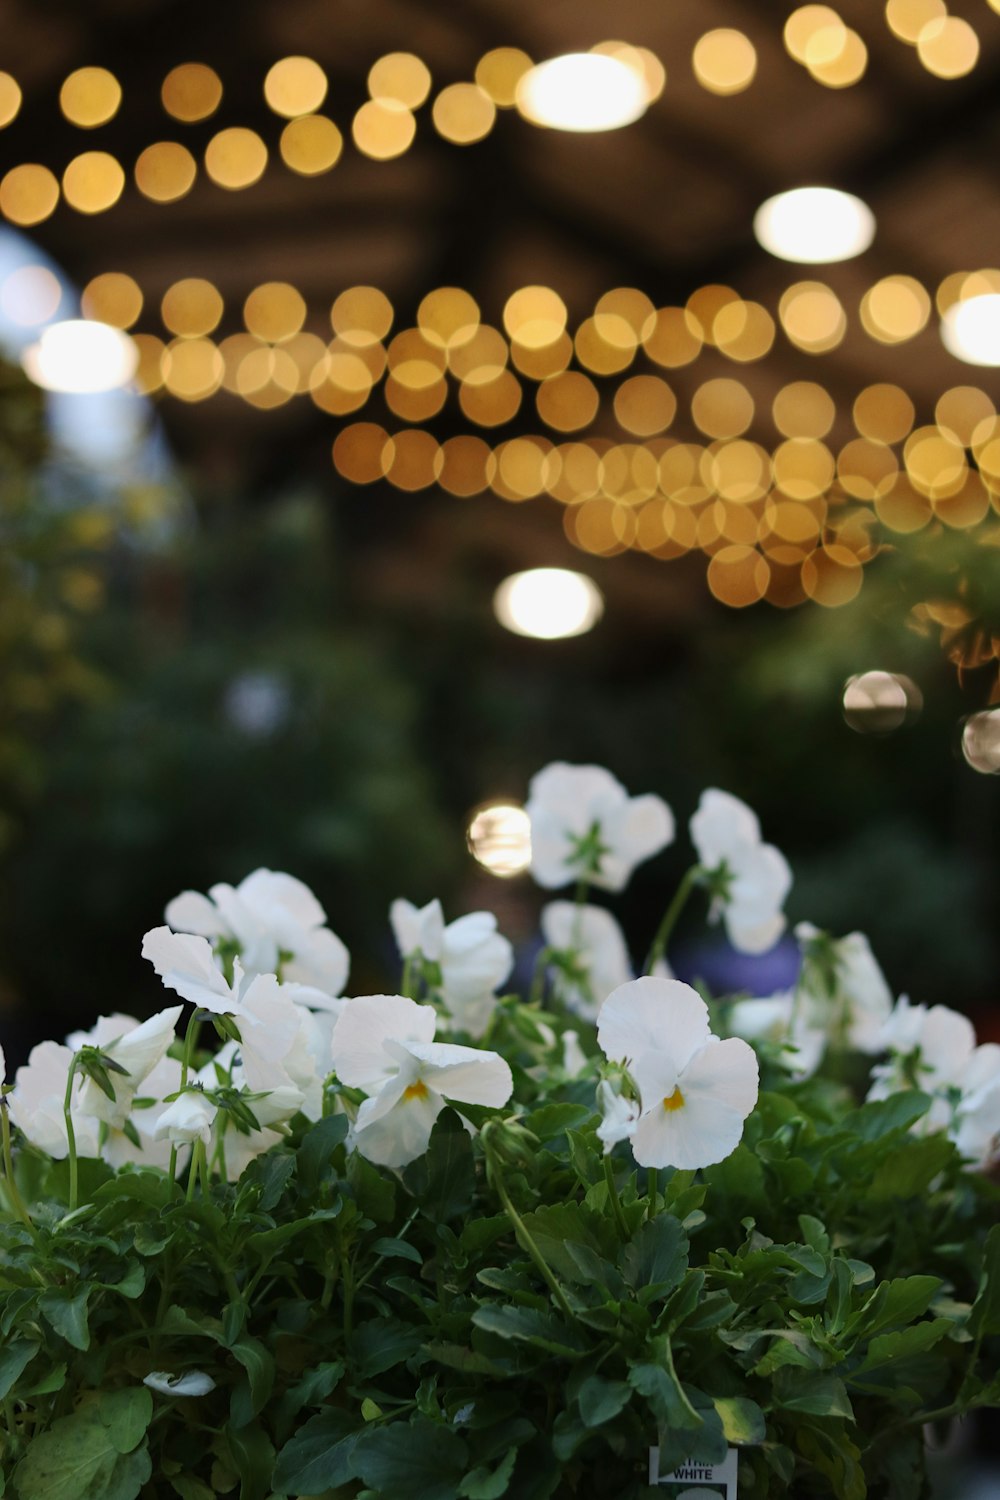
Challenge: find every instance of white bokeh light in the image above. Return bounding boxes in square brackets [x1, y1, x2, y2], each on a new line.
[22, 319, 138, 394]
[754, 187, 875, 264]
[493, 568, 604, 640]
[466, 802, 532, 878]
[516, 53, 649, 132]
[940, 294, 1000, 367]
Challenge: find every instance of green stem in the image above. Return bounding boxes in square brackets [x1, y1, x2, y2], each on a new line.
[62, 1055, 81, 1213]
[0, 1103, 35, 1235]
[647, 1167, 659, 1218]
[169, 1008, 205, 1193]
[530, 946, 555, 1006]
[401, 954, 417, 998]
[186, 1138, 206, 1204]
[482, 1127, 576, 1323]
[644, 865, 703, 975]
[603, 1154, 629, 1241]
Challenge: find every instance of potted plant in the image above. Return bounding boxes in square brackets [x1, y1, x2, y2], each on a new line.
[2, 763, 999, 1500]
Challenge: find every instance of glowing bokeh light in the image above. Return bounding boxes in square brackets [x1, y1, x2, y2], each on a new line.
[493, 567, 604, 639]
[22, 320, 138, 393]
[754, 187, 875, 263]
[941, 295, 1000, 366]
[516, 53, 648, 131]
[466, 802, 532, 877]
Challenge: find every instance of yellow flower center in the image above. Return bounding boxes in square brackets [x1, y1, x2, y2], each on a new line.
[662, 1086, 685, 1113]
[403, 1079, 429, 1101]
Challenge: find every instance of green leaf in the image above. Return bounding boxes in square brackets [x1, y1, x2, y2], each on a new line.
[518, 1202, 618, 1284]
[348, 1149, 397, 1222]
[867, 1134, 954, 1201]
[843, 1091, 932, 1141]
[272, 1410, 363, 1494]
[353, 1315, 424, 1376]
[229, 1338, 274, 1415]
[629, 1351, 703, 1433]
[39, 1288, 91, 1351]
[92, 1172, 172, 1210]
[170, 1478, 216, 1500]
[98, 1388, 153, 1453]
[372, 1235, 424, 1264]
[772, 1370, 854, 1419]
[13, 1404, 151, 1500]
[297, 1112, 349, 1193]
[459, 1445, 518, 1499]
[103, 1261, 146, 1300]
[472, 1304, 587, 1356]
[424, 1343, 508, 1377]
[621, 1215, 688, 1296]
[848, 1275, 943, 1342]
[224, 1424, 275, 1500]
[853, 1319, 953, 1377]
[527, 1103, 594, 1142]
[402, 1108, 476, 1221]
[712, 1395, 765, 1445]
[238, 1149, 295, 1211]
[275, 1359, 345, 1423]
[703, 1144, 767, 1210]
[970, 1223, 1000, 1338]
[577, 1375, 632, 1428]
[353, 1417, 468, 1500]
[0, 1338, 39, 1400]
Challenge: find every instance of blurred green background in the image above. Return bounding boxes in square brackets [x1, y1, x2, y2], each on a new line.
[0, 360, 996, 1063]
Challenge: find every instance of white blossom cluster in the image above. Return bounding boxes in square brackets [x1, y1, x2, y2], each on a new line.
[1, 763, 996, 1181]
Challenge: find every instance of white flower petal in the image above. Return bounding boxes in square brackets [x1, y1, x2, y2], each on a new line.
[631, 1090, 750, 1170]
[330, 994, 437, 1091]
[690, 788, 761, 869]
[403, 1040, 514, 1108]
[353, 1084, 443, 1167]
[153, 1090, 217, 1146]
[597, 794, 675, 892]
[141, 927, 236, 1013]
[282, 927, 350, 995]
[541, 901, 633, 1022]
[164, 891, 226, 939]
[390, 898, 445, 961]
[239, 868, 327, 932]
[144, 1370, 216, 1397]
[597, 977, 712, 1096]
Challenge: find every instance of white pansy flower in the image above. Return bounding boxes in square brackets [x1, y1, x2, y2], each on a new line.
[73, 1007, 183, 1129]
[102, 1054, 185, 1172]
[194, 1042, 304, 1179]
[390, 898, 445, 963]
[142, 927, 244, 1014]
[596, 1078, 639, 1153]
[391, 900, 513, 1039]
[796, 924, 894, 1053]
[953, 1044, 1000, 1165]
[234, 974, 326, 1120]
[727, 991, 826, 1080]
[540, 901, 633, 1022]
[866, 998, 997, 1154]
[330, 994, 513, 1168]
[153, 1087, 218, 1147]
[143, 1370, 216, 1397]
[165, 868, 349, 994]
[525, 762, 674, 893]
[0, 1041, 5, 1087]
[690, 790, 791, 955]
[9, 1041, 101, 1160]
[597, 976, 759, 1170]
